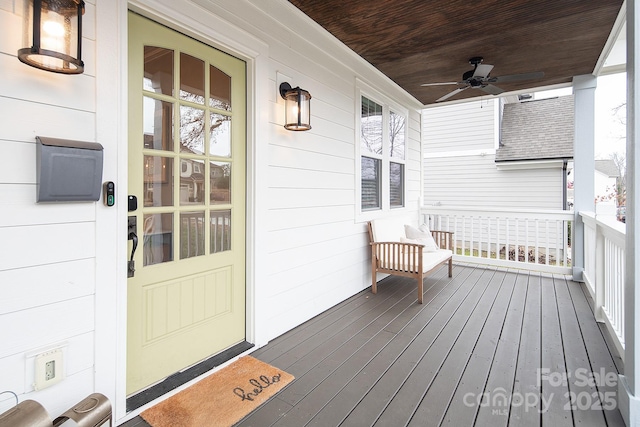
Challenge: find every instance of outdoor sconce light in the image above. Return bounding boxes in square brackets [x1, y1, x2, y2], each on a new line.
[279, 82, 312, 131]
[18, 0, 85, 74]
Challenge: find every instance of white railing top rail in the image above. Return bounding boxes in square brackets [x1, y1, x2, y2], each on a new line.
[580, 211, 626, 248]
[421, 205, 574, 221]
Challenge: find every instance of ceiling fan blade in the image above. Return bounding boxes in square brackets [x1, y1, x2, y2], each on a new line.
[480, 84, 504, 95]
[436, 86, 469, 102]
[473, 64, 494, 79]
[421, 82, 460, 86]
[490, 71, 545, 83]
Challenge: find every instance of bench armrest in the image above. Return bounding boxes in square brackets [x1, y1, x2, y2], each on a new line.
[431, 230, 454, 251]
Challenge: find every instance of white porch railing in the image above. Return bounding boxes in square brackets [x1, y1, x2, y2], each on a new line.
[419, 206, 574, 274]
[581, 211, 626, 360]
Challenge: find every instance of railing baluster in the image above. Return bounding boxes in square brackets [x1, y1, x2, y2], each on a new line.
[555, 220, 560, 267]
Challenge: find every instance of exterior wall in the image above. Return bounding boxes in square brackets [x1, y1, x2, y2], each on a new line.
[423, 99, 496, 154]
[0, 0, 100, 418]
[0, 0, 423, 421]
[423, 99, 566, 210]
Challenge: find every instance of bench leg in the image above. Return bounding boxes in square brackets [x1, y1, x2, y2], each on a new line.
[417, 273, 424, 304]
[371, 264, 378, 294]
[448, 258, 453, 277]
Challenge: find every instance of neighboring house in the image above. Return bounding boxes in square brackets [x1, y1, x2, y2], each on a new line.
[594, 158, 621, 203]
[0, 1, 423, 421]
[423, 95, 574, 210]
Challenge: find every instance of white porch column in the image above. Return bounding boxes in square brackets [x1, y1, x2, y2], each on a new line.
[572, 74, 597, 282]
[619, 0, 640, 425]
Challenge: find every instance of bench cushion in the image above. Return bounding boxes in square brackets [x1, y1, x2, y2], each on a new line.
[422, 249, 453, 271]
[370, 217, 407, 243]
[404, 225, 439, 252]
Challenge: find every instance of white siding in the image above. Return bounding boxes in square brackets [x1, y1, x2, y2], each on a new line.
[423, 99, 497, 154]
[423, 99, 566, 210]
[0, 0, 423, 419]
[0, 0, 98, 417]
[423, 154, 565, 209]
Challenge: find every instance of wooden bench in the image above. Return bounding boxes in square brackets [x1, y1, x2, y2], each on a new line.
[368, 218, 454, 303]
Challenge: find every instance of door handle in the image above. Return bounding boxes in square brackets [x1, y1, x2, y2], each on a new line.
[128, 216, 138, 278]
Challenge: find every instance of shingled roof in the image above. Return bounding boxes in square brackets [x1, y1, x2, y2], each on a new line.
[595, 159, 621, 177]
[496, 95, 574, 162]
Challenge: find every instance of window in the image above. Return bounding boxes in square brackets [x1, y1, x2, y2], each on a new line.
[359, 94, 407, 212]
[389, 109, 406, 208]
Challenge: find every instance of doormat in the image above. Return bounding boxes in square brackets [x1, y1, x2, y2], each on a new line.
[140, 356, 294, 427]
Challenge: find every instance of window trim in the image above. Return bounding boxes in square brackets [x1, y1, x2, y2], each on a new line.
[356, 81, 408, 221]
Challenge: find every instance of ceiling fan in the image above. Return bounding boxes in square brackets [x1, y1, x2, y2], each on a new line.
[421, 57, 544, 102]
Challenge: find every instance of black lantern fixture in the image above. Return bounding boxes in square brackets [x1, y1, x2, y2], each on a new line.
[18, 0, 85, 74]
[279, 82, 312, 131]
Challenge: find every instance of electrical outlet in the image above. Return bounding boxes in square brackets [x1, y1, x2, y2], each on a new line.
[45, 360, 55, 380]
[34, 349, 64, 390]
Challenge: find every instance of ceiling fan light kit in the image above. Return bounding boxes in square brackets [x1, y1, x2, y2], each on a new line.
[422, 57, 544, 102]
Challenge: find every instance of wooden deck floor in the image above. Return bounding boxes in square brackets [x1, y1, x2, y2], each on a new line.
[121, 263, 625, 427]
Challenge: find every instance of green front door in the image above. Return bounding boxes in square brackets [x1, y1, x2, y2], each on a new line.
[127, 12, 247, 395]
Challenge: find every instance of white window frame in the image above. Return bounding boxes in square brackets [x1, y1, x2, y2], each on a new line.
[356, 81, 408, 221]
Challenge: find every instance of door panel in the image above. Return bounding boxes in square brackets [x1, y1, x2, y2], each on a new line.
[127, 12, 246, 395]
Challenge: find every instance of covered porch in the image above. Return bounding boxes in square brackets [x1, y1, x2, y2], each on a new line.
[124, 260, 624, 426]
[242, 264, 624, 427]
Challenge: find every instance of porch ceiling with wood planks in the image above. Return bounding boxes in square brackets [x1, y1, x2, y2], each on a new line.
[287, 1, 624, 105]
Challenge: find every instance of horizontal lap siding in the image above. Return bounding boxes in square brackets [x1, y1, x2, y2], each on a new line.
[423, 155, 564, 209]
[424, 100, 497, 153]
[259, 5, 424, 336]
[0, 0, 98, 417]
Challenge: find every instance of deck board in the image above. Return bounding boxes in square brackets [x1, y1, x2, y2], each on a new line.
[568, 277, 626, 427]
[303, 265, 477, 426]
[472, 270, 528, 427]
[436, 269, 518, 426]
[338, 265, 489, 426]
[119, 264, 625, 427]
[554, 274, 607, 427]
[509, 272, 541, 427]
[540, 273, 573, 426]
[406, 268, 513, 426]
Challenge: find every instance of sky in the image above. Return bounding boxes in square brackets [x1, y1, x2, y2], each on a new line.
[594, 72, 626, 159]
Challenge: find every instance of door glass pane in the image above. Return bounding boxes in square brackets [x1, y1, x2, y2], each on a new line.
[210, 162, 231, 204]
[143, 213, 173, 266]
[210, 113, 231, 157]
[144, 46, 173, 96]
[210, 66, 231, 111]
[389, 110, 406, 159]
[179, 159, 206, 205]
[211, 210, 231, 253]
[180, 106, 205, 154]
[180, 212, 205, 259]
[144, 156, 174, 207]
[143, 97, 174, 151]
[180, 53, 205, 104]
[361, 97, 383, 155]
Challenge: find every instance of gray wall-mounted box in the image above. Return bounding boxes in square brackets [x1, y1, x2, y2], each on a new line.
[36, 136, 104, 202]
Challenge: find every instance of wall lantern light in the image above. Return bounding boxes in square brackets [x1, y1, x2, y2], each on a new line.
[18, 0, 85, 74]
[279, 82, 312, 131]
